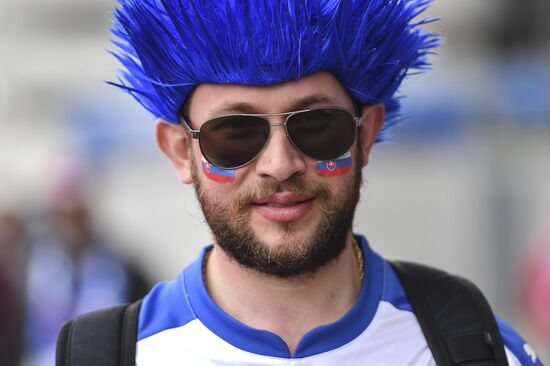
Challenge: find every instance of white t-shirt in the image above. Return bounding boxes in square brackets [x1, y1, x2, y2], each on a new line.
[136, 235, 543, 365]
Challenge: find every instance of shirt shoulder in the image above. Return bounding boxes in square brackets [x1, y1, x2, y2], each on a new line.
[137, 263, 199, 341]
[378, 254, 544, 366]
[496, 317, 544, 366]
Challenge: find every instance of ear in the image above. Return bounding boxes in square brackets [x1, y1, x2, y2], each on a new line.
[155, 119, 194, 184]
[358, 103, 385, 167]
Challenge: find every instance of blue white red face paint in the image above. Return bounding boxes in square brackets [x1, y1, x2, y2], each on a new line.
[201, 152, 352, 182]
[316, 152, 352, 177]
[201, 157, 235, 183]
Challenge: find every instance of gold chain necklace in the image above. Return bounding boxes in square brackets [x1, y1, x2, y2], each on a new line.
[352, 238, 365, 282]
[202, 249, 212, 285]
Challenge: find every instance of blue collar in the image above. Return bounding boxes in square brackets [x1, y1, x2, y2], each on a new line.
[182, 234, 384, 358]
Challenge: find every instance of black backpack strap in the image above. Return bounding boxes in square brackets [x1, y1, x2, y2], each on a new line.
[390, 261, 508, 366]
[56, 300, 142, 366]
[120, 300, 142, 365]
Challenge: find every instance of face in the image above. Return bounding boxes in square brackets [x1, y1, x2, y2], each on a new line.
[157, 72, 384, 278]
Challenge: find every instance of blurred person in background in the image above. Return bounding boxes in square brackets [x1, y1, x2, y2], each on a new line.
[522, 223, 550, 342]
[21, 157, 150, 366]
[0, 209, 26, 366]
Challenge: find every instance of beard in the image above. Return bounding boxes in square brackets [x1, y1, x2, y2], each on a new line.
[191, 148, 363, 278]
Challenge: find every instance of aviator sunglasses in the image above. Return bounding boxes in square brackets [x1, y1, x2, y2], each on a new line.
[180, 106, 363, 170]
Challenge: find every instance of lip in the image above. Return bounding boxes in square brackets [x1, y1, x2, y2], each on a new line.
[251, 193, 315, 222]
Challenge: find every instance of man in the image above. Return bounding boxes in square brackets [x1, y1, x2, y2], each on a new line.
[25, 173, 150, 366]
[78, 0, 541, 364]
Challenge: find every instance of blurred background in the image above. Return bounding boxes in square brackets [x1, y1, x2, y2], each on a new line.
[0, 0, 549, 364]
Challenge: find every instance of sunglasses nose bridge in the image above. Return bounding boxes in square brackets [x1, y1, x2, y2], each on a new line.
[264, 113, 291, 138]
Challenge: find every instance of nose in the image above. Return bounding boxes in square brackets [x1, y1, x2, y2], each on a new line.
[254, 124, 306, 181]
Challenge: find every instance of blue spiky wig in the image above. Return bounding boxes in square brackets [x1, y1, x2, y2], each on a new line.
[110, 0, 440, 141]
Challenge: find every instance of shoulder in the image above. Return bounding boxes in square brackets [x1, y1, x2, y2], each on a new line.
[137, 263, 200, 341]
[372, 251, 544, 366]
[496, 317, 544, 366]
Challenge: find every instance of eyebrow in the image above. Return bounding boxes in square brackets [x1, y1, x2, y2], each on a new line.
[210, 95, 334, 116]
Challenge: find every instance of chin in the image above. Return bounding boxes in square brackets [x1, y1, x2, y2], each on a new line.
[254, 222, 322, 252]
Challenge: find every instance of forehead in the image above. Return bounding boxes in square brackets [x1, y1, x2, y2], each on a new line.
[187, 72, 353, 122]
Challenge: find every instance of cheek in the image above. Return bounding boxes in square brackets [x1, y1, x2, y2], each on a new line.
[200, 156, 235, 183]
[198, 153, 256, 189]
[315, 152, 353, 177]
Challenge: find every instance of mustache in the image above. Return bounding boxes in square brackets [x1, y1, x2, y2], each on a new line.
[233, 176, 331, 210]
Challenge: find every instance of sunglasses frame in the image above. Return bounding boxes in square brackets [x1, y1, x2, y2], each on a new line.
[180, 106, 363, 170]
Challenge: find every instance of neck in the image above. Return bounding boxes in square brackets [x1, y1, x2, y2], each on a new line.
[204, 232, 362, 356]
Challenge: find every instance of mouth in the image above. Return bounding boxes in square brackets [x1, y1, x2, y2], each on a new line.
[251, 193, 316, 222]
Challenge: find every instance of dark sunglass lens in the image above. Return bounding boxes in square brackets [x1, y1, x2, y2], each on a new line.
[287, 108, 356, 161]
[200, 116, 269, 168]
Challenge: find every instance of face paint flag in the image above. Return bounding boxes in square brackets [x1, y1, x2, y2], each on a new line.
[316, 152, 352, 177]
[201, 157, 235, 183]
